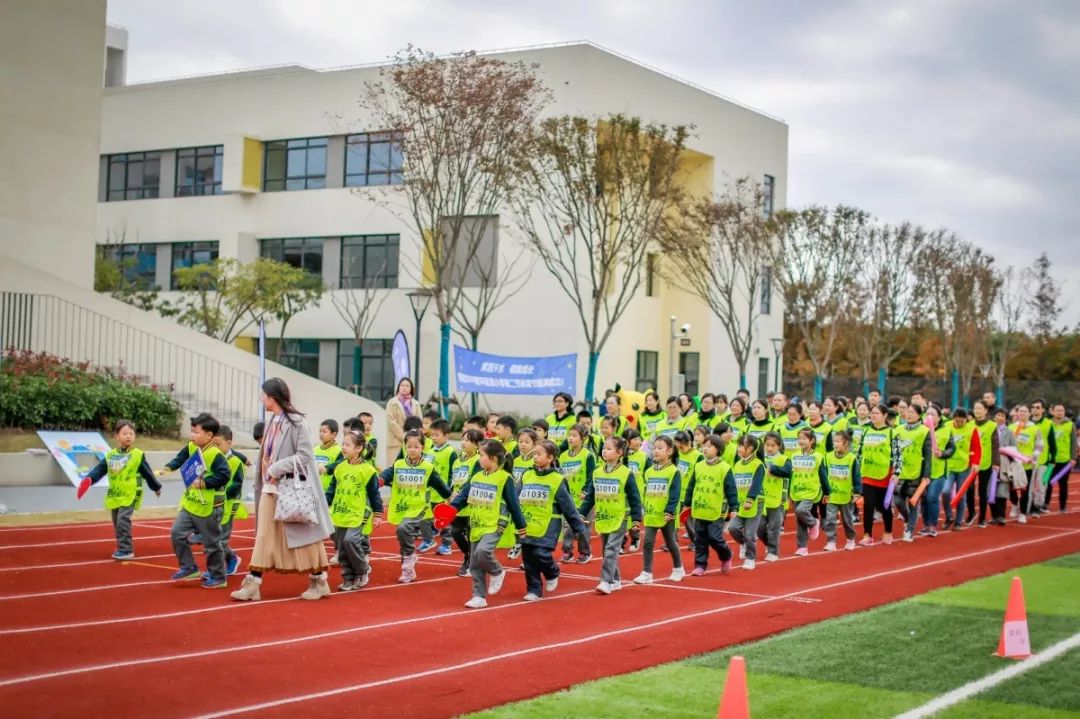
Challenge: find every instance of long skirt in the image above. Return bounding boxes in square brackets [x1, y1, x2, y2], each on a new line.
[249, 493, 328, 574]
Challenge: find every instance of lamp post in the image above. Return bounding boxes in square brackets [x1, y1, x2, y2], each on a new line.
[406, 288, 433, 395]
[770, 337, 783, 393]
[669, 316, 677, 398]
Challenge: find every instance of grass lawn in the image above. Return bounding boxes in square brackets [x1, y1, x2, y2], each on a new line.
[467, 554, 1080, 718]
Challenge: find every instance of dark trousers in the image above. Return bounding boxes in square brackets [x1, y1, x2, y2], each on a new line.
[976, 468, 994, 522]
[1011, 485, 1030, 516]
[862, 484, 892, 535]
[522, 543, 559, 596]
[965, 472, 979, 521]
[692, 518, 732, 569]
[450, 516, 471, 559]
[1044, 463, 1071, 510]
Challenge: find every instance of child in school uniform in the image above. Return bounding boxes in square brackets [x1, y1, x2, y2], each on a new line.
[326, 431, 383, 591]
[623, 427, 648, 552]
[518, 440, 586, 600]
[633, 435, 685, 584]
[673, 430, 702, 548]
[725, 435, 766, 570]
[447, 440, 528, 608]
[315, 419, 343, 492]
[790, 429, 831, 556]
[428, 419, 458, 556]
[79, 419, 163, 560]
[685, 434, 738, 575]
[378, 430, 452, 583]
[559, 424, 596, 563]
[159, 413, 232, 588]
[578, 437, 643, 594]
[448, 429, 485, 576]
[756, 432, 793, 561]
[531, 419, 550, 442]
[508, 428, 538, 560]
[357, 412, 379, 469]
[213, 425, 246, 577]
[824, 429, 861, 551]
[495, 416, 519, 456]
[393, 415, 439, 553]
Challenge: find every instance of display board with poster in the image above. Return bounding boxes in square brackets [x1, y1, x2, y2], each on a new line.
[36, 431, 111, 488]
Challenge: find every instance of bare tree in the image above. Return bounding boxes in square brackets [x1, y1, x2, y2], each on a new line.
[513, 114, 689, 403]
[660, 177, 772, 389]
[987, 265, 1028, 400]
[331, 264, 391, 397]
[770, 205, 869, 399]
[1027, 252, 1062, 343]
[360, 47, 549, 411]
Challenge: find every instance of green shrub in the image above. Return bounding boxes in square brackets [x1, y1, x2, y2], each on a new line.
[0, 350, 181, 436]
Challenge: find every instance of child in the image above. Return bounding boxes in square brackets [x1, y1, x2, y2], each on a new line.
[692, 424, 710, 453]
[633, 435, 685, 584]
[824, 429, 861, 551]
[857, 404, 898, 546]
[485, 412, 500, 439]
[508, 428, 538, 560]
[673, 431, 702, 549]
[357, 412, 379, 468]
[447, 440, 527, 608]
[725, 435, 766, 569]
[894, 405, 930, 541]
[395, 415, 438, 552]
[79, 419, 163, 561]
[495, 415, 518, 456]
[623, 428, 648, 552]
[378, 430, 452, 583]
[531, 418, 550, 442]
[790, 429, 830, 556]
[315, 419, 343, 492]
[422, 410, 440, 438]
[464, 415, 486, 433]
[448, 429, 485, 576]
[756, 432, 793, 561]
[578, 437, 642, 594]
[684, 434, 738, 575]
[559, 424, 596, 563]
[518, 440, 587, 600]
[599, 415, 617, 445]
[326, 431, 383, 591]
[428, 419, 458, 556]
[214, 425, 246, 577]
[575, 410, 602, 454]
[159, 413, 232, 588]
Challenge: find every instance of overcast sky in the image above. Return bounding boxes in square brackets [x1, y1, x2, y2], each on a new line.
[106, 0, 1080, 323]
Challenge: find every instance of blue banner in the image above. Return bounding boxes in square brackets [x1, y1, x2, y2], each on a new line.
[454, 346, 577, 395]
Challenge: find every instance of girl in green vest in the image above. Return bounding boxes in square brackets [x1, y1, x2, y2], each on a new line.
[79, 419, 163, 561]
[791, 429, 830, 556]
[972, 400, 1002, 526]
[755, 432, 793, 561]
[579, 437, 643, 594]
[894, 405, 931, 542]
[674, 431, 703, 548]
[824, 429, 860, 551]
[508, 428, 539, 562]
[685, 434, 738, 575]
[1045, 404, 1077, 512]
[326, 431, 382, 591]
[725, 435, 766, 570]
[856, 404, 897, 546]
[692, 424, 711, 454]
[633, 435, 685, 584]
[545, 392, 576, 447]
[518, 440, 587, 601]
[623, 428, 648, 552]
[919, 404, 956, 537]
[447, 440, 527, 609]
[559, 424, 596, 563]
[448, 429, 484, 577]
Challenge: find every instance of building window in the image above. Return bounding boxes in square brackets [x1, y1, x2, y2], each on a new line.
[760, 267, 772, 315]
[758, 357, 770, 398]
[635, 350, 659, 393]
[645, 253, 658, 297]
[260, 238, 324, 276]
[263, 137, 328, 192]
[98, 243, 158, 288]
[106, 151, 161, 201]
[340, 234, 399, 289]
[170, 241, 219, 289]
[679, 351, 700, 397]
[266, 339, 320, 378]
[763, 174, 775, 218]
[176, 145, 223, 196]
[337, 339, 395, 401]
[345, 133, 403, 187]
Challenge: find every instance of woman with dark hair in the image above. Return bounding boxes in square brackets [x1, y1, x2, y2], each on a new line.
[385, 377, 422, 466]
[231, 378, 334, 602]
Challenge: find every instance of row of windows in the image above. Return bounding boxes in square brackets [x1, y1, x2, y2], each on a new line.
[98, 241, 219, 290]
[268, 338, 396, 401]
[634, 351, 773, 396]
[107, 146, 224, 201]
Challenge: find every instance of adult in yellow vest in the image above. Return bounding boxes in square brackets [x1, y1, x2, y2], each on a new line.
[545, 392, 577, 447]
[602, 395, 630, 439]
[447, 440, 527, 609]
[1045, 403, 1077, 513]
[1029, 398, 1053, 515]
[944, 408, 978, 531]
[756, 432, 793, 561]
[1008, 404, 1044, 522]
[80, 419, 163, 561]
[638, 391, 666, 445]
[894, 406, 931, 542]
[920, 405, 956, 537]
[577, 436, 643, 594]
[856, 405, 897, 546]
[972, 400, 1001, 527]
[159, 413, 232, 588]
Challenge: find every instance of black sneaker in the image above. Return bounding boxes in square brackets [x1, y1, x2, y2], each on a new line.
[977, 521, 987, 528]
[457, 559, 470, 577]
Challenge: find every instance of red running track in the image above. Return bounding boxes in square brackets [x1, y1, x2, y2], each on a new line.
[1, 484, 1079, 719]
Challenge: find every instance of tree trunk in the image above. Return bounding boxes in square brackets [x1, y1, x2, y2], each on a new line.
[813, 375, 823, 401]
[877, 366, 887, 396]
[352, 342, 363, 396]
[584, 350, 600, 410]
[439, 322, 452, 419]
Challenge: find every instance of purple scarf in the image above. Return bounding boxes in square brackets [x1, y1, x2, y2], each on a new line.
[398, 395, 414, 417]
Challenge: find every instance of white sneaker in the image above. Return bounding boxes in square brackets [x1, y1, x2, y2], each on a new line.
[824, 541, 837, 552]
[845, 539, 856, 551]
[633, 571, 654, 585]
[522, 593, 541, 602]
[596, 581, 612, 595]
[464, 596, 488, 609]
[1010, 507, 1019, 518]
[545, 576, 559, 593]
[902, 530, 914, 543]
[764, 553, 779, 562]
[669, 567, 686, 582]
[611, 580, 623, 592]
[488, 570, 506, 595]
[1018, 514, 1028, 524]
[743, 559, 756, 570]
[355, 571, 370, 589]
[739, 545, 746, 560]
[794, 547, 809, 556]
[397, 554, 417, 583]
[508, 544, 522, 560]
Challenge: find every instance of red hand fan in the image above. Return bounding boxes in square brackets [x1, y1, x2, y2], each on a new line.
[679, 507, 691, 525]
[76, 476, 92, 499]
[433, 503, 458, 530]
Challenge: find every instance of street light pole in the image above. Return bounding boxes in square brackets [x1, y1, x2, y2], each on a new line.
[407, 289, 433, 395]
[669, 315, 676, 398]
[770, 337, 783, 393]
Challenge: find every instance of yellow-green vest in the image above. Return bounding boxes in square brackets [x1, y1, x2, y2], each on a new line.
[1051, 420, 1075, 464]
[593, 463, 632, 534]
[1010, 423, 1038, 470]
[519, 469, 565, 538]
[103, 447, 145, 510]
[545, 413, 577, 446]
[826, 451, 856, 505]
[179, 443, 224, 518]
[896, 424, 929, 480]
[450, 452, 480, 518]
[1032, 417, 1052, 465]
[690, 459, 732, 521]
[314, 443, 343, 492]
[329, 460, 375, 528]
[808, 420, 833, 456]
[947, 422, 977, 473]
[859, 427, 893, 480]
[558, 448, 591, 502]
[512, 452, 535, 488]
[222, 453, 248, 525]
[975, 420, 997, 471]
[642, 462, 678, 528]
[387, 458, 436, 524]
[466, 468, 511, 542]
[731, 456, 764, 518]
[677, 448, 702, 504]
[790, 452, 824, 503]
[761, 454, 790, 509]
[930, 425, 952, 479]
[779, 423, 807, 457]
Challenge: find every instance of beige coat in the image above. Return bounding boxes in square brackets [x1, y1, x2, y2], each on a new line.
[385, 396, 421, 465]
[256, 413, 334, 549]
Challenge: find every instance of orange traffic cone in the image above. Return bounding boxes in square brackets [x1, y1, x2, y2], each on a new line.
[717, 655, 750, 718]
[994, 576, 1031, 659]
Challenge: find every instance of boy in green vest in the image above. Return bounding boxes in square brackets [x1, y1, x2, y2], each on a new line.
[428, 419, 458, 556]
[357, 412, 379, 469]
[213, 425, 246, 577]
[314, 419, 343, 491]
[824, 430, 862, 551]
[79, 419, 163, 560]
[159, 413, 232, 588]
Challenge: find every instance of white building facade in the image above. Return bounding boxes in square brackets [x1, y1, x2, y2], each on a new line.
[96, 42, 788, 416]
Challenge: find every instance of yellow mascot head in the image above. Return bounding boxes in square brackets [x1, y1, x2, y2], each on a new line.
[614, 383, 648, 428]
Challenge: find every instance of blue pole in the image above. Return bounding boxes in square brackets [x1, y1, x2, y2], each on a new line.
[862, 378, 870, 397]
[951, 369, 960, 408]
[877, 366, 887, 396]
[996, 382, 1004, 409]
[439, 322, 451, 419]
[813, 374, 823, 401]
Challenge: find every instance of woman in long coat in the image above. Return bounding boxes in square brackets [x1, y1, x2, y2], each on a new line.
[385, 377, 422, 465]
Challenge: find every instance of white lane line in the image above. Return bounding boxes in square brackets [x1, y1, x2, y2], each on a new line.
[893, 630, 1080, 719]
[0, 533, 175, 550]
[192, 528, 1080, 719]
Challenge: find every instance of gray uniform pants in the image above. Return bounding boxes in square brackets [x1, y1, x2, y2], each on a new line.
[825, 502, 856, 542]
[396, 516, 426, 556]
[642, 521, 683, 573]
[470, 530, 505, 598]
[334, 526, 370, 582]
[111, 505, 134, 554]
[561, 507, 592, 556]
[756, 505, 785, 557]
[599, 524, 626, 583]
[727, 505, 763, 561]
[794, 499, 818, 549]
[171, 506, 225, 580]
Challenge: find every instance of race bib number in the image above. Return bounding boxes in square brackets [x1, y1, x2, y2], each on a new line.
[519, 483, 551, 507]
[468, 481, 498, 509]
[396, 468, 426, 489]
[645, 479, 668, 498]
[594, 478, 620, 498]
[107, 455, 130, 474]
[792, 456, 816, 471]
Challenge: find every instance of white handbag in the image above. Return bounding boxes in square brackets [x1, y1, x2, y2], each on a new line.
[273, 456, 319, 524]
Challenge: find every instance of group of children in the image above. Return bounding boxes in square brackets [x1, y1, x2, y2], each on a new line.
[79, 387, 1077, 607]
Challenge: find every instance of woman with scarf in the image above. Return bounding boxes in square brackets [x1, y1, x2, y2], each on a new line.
[385, 378, 422, 466]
